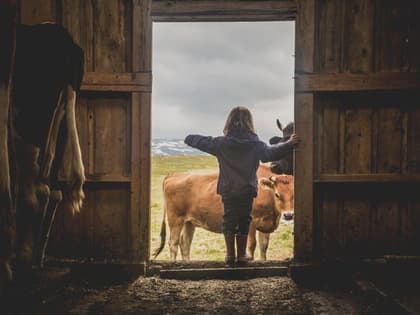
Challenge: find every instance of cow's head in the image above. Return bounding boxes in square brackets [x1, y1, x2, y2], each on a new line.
[258, 174, 294, 221]
[269, 120, 294, 175]
[269, 119, 294, 145]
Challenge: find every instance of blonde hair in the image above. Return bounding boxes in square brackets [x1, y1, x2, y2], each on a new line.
[223, 106, 255, 135]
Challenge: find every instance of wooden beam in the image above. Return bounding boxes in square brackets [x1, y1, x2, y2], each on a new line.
[296, 73, 420, 92]
[159, 266, 289, 280]
[84, 175, 131, 183]
[151, 0, 296, 22]
[294, 0, 315, 260]
[315, 174, 420, 184]
[81, 72, 152, 92]
[131, 0, 152, 263]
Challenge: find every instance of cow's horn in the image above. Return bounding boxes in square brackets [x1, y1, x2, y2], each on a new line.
[276, 119, 283, 131]
[269, 176, 276, 183]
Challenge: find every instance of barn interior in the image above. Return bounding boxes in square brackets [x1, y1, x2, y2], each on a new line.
[1, 0, 420, 314]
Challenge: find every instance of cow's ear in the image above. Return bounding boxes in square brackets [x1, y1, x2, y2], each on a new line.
[259, 178, 274, 190]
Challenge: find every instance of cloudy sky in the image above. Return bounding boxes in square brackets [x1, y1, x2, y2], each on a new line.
[152, 22, 295, 142]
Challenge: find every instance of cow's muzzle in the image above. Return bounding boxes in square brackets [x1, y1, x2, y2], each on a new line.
[282, 211, 294, 221]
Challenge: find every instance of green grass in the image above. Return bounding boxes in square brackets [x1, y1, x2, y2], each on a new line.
[150, 155, 294, 261]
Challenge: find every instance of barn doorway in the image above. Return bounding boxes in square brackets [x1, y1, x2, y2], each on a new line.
[150, 21, 295, 263]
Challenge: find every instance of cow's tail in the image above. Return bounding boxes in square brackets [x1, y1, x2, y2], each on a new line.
[152, 176, 168, 260]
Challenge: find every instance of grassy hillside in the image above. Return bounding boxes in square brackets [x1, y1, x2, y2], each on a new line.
[150, 155, 293, 261]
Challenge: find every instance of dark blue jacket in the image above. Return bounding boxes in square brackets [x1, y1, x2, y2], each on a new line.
[184, 127, 293, 198]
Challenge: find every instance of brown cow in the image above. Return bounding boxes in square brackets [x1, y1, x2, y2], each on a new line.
[153, 163, 294, 261]
[0, 17, 85, 295]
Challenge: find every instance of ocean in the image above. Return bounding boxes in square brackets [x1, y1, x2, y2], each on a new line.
[152, 138, 208, 156]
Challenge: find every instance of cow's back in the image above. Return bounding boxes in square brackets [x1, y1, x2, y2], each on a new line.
[163, 172, 223, 232]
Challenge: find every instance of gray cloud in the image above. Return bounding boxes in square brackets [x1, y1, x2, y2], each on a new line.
[152, 22, 295, 142]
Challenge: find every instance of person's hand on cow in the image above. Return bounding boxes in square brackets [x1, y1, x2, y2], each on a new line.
[287, 134, 300, 148]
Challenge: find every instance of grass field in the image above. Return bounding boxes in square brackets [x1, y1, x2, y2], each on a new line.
[150, 155, 294, 261]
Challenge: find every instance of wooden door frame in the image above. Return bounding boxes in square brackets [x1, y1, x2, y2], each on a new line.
[140, 0, 315, 261]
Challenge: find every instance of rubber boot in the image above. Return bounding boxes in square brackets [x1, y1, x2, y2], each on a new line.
[224, 233, 235, 267]
[236, 233, 250, 266]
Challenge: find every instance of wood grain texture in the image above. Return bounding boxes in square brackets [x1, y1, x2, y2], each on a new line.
[316, 0, 344, 73]
[343, 0, 374, 73]
[20, 0, 56, 24]
[294, 0, 315, 260]
[374, 0, 420, 72]
[344, 106, 372, 173]
[90, 96, 130, 177]
[131, 0, 152, 262]
[92, 0, 131, 72]
[295, 73, 420, 92]
[61, 0, 94, 71]
[151, 0, 296, 22]
[294, 93, 314, 259]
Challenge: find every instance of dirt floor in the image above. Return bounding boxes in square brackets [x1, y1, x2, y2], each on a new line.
[1, 265, 395, 315]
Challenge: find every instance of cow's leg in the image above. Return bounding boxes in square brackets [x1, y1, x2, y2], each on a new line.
[168, 218, 183, 261]
[180, 221, 195, 261]
[246, 221, 257, 260]
[32, 190, 62, 267]
[58, 85, 85, 213]
[258, 231, 270, 261]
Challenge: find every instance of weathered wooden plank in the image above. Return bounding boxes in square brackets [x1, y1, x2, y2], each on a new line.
[370, 200, 400, 254]
[294, 0, 315, 260]
[85, 175, 131, 183]
[81, 72, 152, 92]
[91, 96, 130, 177]
[316, 0, 344, 73]
[20, 0, 56, 24]
[318, 190, 340, 256]
[92, 188, 130, 259]
[151, 0, 296, 22]
[314, 174, 420, 183]
[343, 0, 374, 72]
[159, 266, 289, 280]
[407, 105, 420, 173]
[295, 0, 314, 74]
[138, 92, 151, 261]
[61, 0, 94, 71]
[83, 72, 152, 86]
[80, 84, 151, 93]
[93, 0, 130, 72]
[294, 93, 314, 259]
[132, 0, 152, 262]
[374, 1, 420, 72]
[376, 106, 403, 173]
[341, 199, 370, 257]
[344, 106, 372, 173]
[319, 96, 340, 173]
[295, 73, 420, 92]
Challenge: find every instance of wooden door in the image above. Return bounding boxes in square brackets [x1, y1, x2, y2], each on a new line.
[19, 0, 153, 264]
[296, 0, 420, 259]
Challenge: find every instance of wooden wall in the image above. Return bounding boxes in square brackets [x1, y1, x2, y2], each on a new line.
[18, 0, 152, 263]
[17, 0, 420, 263]
[307, 0, 420, 259]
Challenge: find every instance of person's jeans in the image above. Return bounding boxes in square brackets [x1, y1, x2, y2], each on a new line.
[222, 194, 254, 235]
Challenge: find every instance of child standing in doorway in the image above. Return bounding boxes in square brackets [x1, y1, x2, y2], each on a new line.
[185, 106, 299, 266]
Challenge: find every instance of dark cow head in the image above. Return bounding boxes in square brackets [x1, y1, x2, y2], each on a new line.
[269, 119, 294, 175]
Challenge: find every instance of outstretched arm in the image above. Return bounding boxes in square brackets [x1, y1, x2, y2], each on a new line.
[260, 134, 300, 162]
[184, 134, 220, 156]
